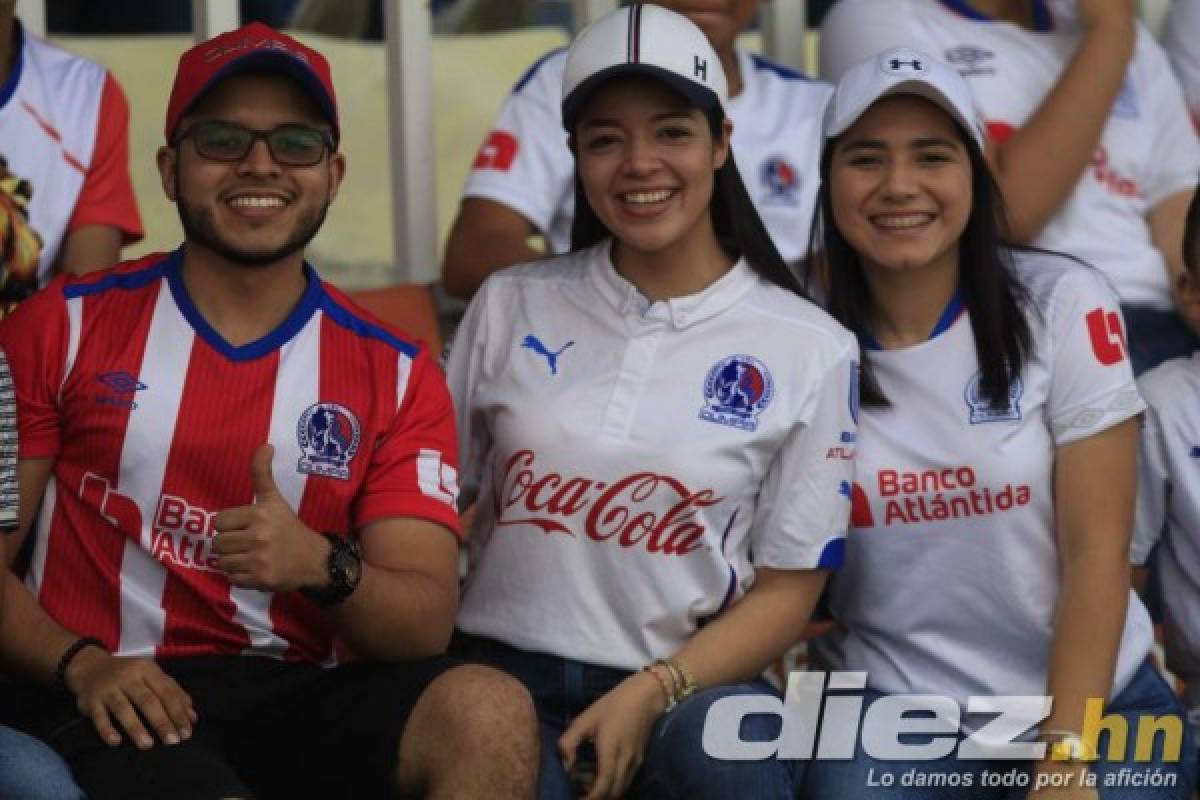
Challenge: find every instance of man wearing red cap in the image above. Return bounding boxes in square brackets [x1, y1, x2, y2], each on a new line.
[0, 22, 538, 800]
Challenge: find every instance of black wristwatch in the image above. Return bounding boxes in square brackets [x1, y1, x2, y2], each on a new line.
[301, 533, 362, 607]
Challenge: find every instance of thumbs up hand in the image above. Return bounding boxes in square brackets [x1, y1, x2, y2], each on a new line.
[213, 444, 331, 592]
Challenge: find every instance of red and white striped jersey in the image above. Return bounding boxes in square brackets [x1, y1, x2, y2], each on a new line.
[0, 249, 460, 665]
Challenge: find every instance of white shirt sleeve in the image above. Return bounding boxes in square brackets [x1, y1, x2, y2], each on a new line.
[750, 341, 858, 569]
[1132, 394, 1169, 566]
[443, 280, 495, 500]
[819, 0, 918, 81]
[1135, 28, 1200, 209]
[1044, 266, 1145, 446]
[460, 50, 575, 238]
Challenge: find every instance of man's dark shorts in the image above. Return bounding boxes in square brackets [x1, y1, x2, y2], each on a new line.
[0, 653, 459, 800]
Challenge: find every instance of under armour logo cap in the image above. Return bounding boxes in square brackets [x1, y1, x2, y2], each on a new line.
[561, 4, 727, 130]
[823, 46, 985, 149]
[165, 22, 338, 142]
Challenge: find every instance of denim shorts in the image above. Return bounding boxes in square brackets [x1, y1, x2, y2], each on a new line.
[453, 632, 800, 800]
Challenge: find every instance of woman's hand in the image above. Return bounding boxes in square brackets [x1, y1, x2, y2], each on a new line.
[558, 671, 668, 799]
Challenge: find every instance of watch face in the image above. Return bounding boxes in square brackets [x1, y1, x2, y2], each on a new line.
[332, 541, 362, 589]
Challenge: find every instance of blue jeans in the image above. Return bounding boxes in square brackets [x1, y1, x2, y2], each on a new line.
[802, 658, 1196, 799]
[455, 634, 798, 800]
[1121, 305, 1199, 377]
[0, 724, 85, 800]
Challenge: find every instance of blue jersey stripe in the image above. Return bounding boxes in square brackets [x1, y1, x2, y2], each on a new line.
[512, 47, 567, 94]
[748, 53, 810, 82]
[938, 0, 1053, 31]
[63, 251, 177, 298]
[816, 537, 845, 569]
[0, 22, 24, 111]
[320, 295, 420, 358]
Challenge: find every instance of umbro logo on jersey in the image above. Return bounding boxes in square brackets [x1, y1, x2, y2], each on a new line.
[521, 335, 574, 375]
[96, 371, 147, 410]
[944, 45, 995, 76]
[699, 355, 774, 432]
[98, 371, 146, 393]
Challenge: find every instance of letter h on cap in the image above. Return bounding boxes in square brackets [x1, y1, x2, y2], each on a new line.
[694, 55, 708, 81]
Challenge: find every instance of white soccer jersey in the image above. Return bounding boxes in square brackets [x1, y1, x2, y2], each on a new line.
[1133, 354, 1200, 730]
[0, 23, 142, 284]
[811, 250, 1152, 707]
[820, 0, 1200, 311]
[462, 49, 831, 264]
[1163, 0, 1200, 129]
[446, 242, 858, 670]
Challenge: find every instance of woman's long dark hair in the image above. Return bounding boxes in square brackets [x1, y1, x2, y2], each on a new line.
[805, 116, 1032, 409]
[568, 95, 806, 297]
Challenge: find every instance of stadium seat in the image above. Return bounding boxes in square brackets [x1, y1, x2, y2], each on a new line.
[347, 283, 443, 355]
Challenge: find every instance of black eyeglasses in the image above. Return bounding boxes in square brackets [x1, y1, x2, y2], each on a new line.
[175, 120, 335, 167]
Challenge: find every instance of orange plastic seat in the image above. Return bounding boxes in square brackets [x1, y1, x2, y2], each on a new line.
[347, 284, 442, 355]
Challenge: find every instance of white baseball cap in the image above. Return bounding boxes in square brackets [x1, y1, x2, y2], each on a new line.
[561, 3, 728, 130]
[823, 47, 986, 149]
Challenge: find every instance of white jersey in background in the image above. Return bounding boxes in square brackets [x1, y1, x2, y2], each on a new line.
[1133, 354, 1200, 736]
[446, 242, 858, 670]
[0, 23, 142, 283]
[462, 49, 831, 264]
[820, 0, 1200, 312]
[812, 251, 1152, 708]
[1163, 0, 1200, 129]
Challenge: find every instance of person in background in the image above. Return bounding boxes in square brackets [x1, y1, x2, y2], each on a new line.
[803, 47, 1193, 798]
[0, 22, 538, 800]
[0, 345, 84, 798]
[1132, 187, 1200, 791]
[441, 0, 832, 299]
[0, 0, 143, 307]
[820, 0, 1200, 375]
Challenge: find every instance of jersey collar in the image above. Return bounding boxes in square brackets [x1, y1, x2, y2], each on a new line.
[860, 288, 965, 351]
[587, 239, 758, 330]
[166, 247, 326, 362]
[936, 0, 1054, 32]
[0, 19, 26, 112]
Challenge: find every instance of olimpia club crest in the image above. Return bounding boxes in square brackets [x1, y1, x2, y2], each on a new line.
[297, 402, 361, 480]
[964, 371, 1022, 424]
[699, 355, 775, 432]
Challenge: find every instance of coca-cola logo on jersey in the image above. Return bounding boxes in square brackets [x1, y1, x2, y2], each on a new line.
[493, 450, 723, 556]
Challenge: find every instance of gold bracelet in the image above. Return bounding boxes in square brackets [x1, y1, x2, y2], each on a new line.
[662, 657, 698, 704]
[642, 664, 676, 711]
[653, 658, 683, 698]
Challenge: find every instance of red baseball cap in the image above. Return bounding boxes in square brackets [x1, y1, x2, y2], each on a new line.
[164, 22, 339, 143]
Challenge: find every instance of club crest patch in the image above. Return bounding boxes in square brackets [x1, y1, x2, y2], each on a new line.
[760, 156, 800, 205]
[965, 371, 1022, 424]
[699, 355, 774, 432]
[297, 402, 361, 480]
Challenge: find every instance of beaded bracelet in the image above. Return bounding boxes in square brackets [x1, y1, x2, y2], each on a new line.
[642, 663, 677, 711]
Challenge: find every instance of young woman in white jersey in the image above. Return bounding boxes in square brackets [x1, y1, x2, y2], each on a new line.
[802, 48, 1196, 799]
[445, 5, 858, 799]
